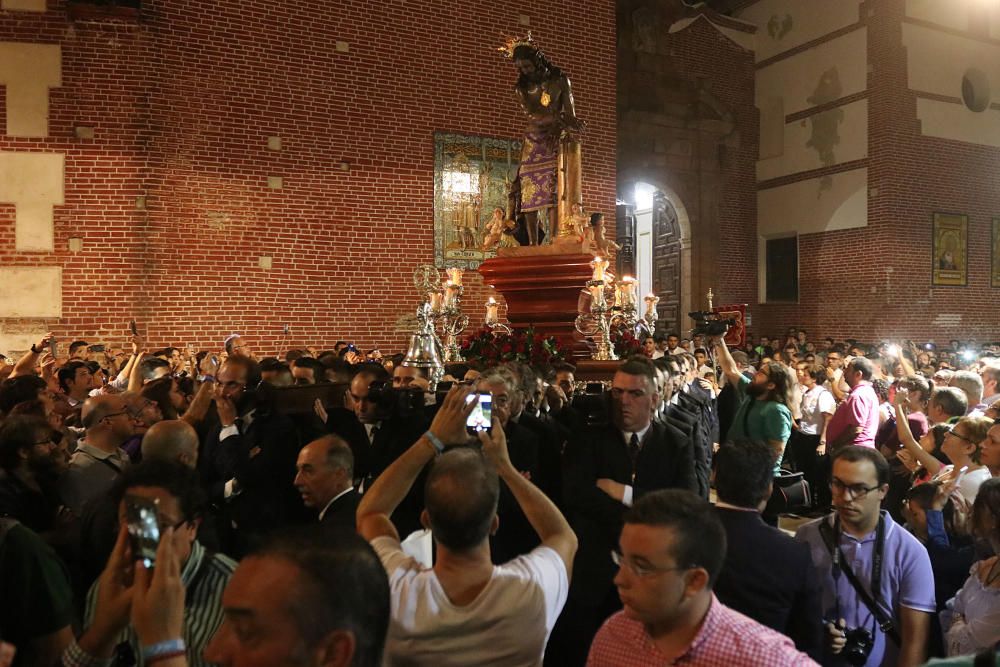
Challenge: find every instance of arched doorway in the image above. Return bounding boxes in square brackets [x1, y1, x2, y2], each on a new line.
[624, 181, 691, 337]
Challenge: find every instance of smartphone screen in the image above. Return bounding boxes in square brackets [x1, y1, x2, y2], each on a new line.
[466, 393, 492, 433]
[125, 495, 161, 568]
[130, 320, 138, 336]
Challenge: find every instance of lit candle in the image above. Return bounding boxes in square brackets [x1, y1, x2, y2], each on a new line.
[485, 297, 498, 325]
[591, 256, 608, 282]
[447, 267, 463, 287]
[644, 293, 659, 318]
[620, 276, 637, 309]
[590, 284, 606, 310]
[444, 282, 458, 309]
[429, 290, 443, 313]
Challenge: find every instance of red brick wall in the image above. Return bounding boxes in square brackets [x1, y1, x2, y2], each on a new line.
[753, 0, 999, 345]
[0, 0, 616, 356]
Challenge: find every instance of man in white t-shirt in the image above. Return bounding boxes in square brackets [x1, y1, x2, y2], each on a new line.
[357, 386, 577, 667]
[790, 362, 836, 509]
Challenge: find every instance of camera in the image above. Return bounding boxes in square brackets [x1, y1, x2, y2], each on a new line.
[367, 380, 425, 418]
[688, 311, 735, 338]
[840, 626, 875, 666]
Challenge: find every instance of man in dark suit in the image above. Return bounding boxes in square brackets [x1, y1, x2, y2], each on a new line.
[654, 357, 711, 499]
[712, 440, 823, 661]
[200, 356, 308, 557]
[550, 356, 696, 665]
[294, 433, 360, 534]
[326, 364, 427, 536]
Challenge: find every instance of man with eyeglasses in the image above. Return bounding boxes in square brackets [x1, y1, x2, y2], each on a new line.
[59, 395, 134, 515]
[824, 349, 849, 402]
[201, 356, 305, 557]
[795, 446, 935, 667]
[587, 489, 814, 666]
[66, 461, 236, 667]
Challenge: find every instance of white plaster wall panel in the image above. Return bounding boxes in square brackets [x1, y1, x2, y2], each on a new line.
[758, 167, 868, 236]
[759, 96, 784, 159]
[915, 97, 1000, 148]
[902, 23, 1000, 98]
[756, 28, 867, 117]
[758, 99, 867, 181]
[0, 331, 47, 359]
[905, 0, 970, 31]
[740, 0, 862, 63]
[1, 0, 47, 10]
[0, 267, 62, 317]
[0, 152, 65, 251]
[0, 42, 61, 137]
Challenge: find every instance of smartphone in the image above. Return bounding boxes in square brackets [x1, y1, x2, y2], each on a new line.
[466, 392, 492, 434]
[49, 339, 57, 359]
[954, 465, 970, 488]
[124, 495, 161, 568]
[88, 344, 106, 353]
[129, 320, 138, 336]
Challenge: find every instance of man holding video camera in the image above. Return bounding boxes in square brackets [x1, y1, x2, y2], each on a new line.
[795, 447, 934, 667]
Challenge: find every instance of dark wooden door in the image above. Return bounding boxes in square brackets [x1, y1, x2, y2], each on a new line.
[652, 191, 682, 335]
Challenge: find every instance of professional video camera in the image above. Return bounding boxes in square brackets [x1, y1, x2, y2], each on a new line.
[688, 311, 736, 338]
[366, 380, 425, 418]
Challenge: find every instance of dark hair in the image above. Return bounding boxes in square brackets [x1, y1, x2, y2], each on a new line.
[284, 349, 307, 363]
[624, 489, 726, 586]
[618, 355, 658, 391]
[139, 357, 170, 382]
[832, 446, 890, 486]
[898, 375, 932, 404]
[552, 362, 577, 375]
[220, 355, 262, 388]
[931, 387, 968, 419]
[906, 481, 956, 533]
[848, 356, 875, 381]
[972, 478, 1000, 546]
[872, 379, 890, 402]
[0, 415, 51, 470]
[293, 357, 326, 381]
[714, 441, 775, 508]
[589, 212, 603, 227]
[512, 43, 565, 86]
[57, 360, 89, 393]
[424, 448, 499, 552]
[0, 375, 48, 414]
[798, 362, 827, 385]
[141, 377, 180, 420]
[112, 460, 206, 523]
[69, 341, 89, 354]
[352, 363, 390, 384]
[254, 531, 390, 667]
[259, 357, 288, 374]
[444, 363, 470, 380]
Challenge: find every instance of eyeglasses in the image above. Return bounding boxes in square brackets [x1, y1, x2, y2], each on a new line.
[100, 410, 130, 422]
[830, 478, 882, 499]
[217, 381, 246, 391]
[611, 550, 691, 578]
[945, 426, 979, 446]
[33, 436, 59, 446]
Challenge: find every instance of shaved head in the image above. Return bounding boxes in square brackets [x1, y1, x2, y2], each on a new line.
[423, 448, 499, 552]
[141, 419, 200, 467]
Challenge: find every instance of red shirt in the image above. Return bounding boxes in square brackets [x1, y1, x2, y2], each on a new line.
[587, 595, 817, 667]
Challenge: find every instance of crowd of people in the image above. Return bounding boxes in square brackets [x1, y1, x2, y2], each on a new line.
[1, 326, 999, 667]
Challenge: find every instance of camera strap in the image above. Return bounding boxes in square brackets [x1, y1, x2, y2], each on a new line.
[819, 514, 900, 646]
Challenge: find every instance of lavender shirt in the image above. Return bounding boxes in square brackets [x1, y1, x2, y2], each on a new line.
[795, 511, 936, 667]
[826, 381, 880, 448]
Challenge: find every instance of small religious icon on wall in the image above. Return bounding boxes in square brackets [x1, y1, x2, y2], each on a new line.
[932, 212, 967, 287]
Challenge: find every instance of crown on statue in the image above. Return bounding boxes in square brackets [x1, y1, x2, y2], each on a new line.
[498, 31, 535, 58]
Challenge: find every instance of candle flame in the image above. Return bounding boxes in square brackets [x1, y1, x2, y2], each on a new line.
[487, 297, 496, 304]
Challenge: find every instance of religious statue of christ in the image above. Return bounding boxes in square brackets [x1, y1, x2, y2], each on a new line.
[500, 33, 585, 246]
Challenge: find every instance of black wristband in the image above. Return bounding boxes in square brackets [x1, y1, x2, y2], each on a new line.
[30, 344, 39, 353]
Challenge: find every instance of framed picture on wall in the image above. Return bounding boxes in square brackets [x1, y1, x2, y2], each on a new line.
[993, 218, 1000, 288]
[931, 213, 968, 287]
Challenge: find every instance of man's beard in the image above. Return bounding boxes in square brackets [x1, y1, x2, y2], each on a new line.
[747, 382, 767, 398]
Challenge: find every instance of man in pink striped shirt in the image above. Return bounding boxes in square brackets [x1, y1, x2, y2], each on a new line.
[826, 357, 880, 450]
[587, 490, 816, 667]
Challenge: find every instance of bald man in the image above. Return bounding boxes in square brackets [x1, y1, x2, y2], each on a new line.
[58, 395, 134, 514]
[294, 435, 359, 533]
[141, 419, 200, 468]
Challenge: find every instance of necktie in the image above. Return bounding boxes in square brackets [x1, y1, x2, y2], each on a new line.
[629, 433, 641, 484]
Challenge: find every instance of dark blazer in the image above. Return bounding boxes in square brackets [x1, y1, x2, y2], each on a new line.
[515, 411, 565, 505]
[712, 506, 824, 661]
[319, 488, 361, 534]
[564, 420, 696, 605]
[492, 420, 542, 564]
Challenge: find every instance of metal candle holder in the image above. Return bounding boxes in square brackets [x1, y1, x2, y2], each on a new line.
[575, 278, 618, 361]
[434, 283, 468, 363]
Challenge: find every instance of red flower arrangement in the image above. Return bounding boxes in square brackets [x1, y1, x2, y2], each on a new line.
[610, 325, 643, 358]
[461, 326, 569, 367]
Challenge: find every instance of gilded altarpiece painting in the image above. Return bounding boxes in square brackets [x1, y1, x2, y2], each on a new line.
[433, 132, 521, 269]
[931, 213, 967, 287]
